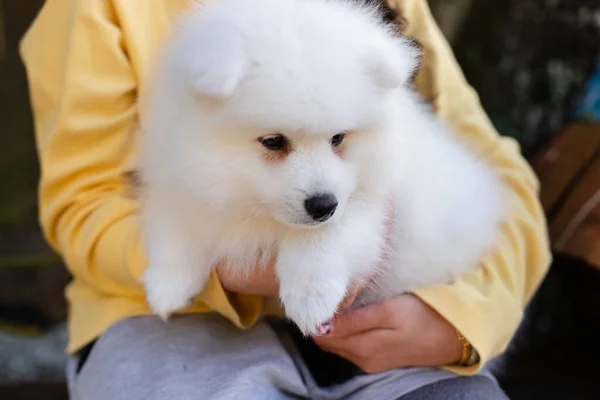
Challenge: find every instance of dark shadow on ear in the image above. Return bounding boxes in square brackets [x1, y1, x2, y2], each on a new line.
[403, 37, 424, 85]
[355, 0, 424, 85]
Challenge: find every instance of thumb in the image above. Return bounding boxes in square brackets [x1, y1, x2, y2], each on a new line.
[338, 273, 378, 310]
[339, 283, 363, 310]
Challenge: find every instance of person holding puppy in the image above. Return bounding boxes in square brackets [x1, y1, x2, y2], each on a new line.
[21, 0, 551, 399]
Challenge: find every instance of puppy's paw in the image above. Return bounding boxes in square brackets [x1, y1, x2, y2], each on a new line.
[283, 281, 347, 336]
[146, 287, 194, 321]
[143, 265, 197, 320]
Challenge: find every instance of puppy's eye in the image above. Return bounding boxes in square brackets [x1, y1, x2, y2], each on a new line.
[259, 134, 289, 151]
[330, 132, 347, 147]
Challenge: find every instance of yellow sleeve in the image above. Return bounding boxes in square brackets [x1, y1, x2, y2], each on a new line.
[390, 0, 552, 373]
[20, 0, 262, 327]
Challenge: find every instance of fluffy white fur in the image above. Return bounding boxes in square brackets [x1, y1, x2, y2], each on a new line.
[139, 0, 506, 336]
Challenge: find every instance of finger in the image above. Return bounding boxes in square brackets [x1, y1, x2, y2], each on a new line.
[315, 331, 374, 362]
[339, 272, 378, 310]
[326, 300, 396, 338]
[316, 329, 397, 373]
[339, 283, 362, 310]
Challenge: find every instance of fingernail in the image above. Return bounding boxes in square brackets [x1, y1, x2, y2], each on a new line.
[317, 322, 332, 335]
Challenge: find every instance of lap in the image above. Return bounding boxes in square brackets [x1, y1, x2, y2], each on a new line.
[67, 314, 507, 400]
[69, 314, 308, 400]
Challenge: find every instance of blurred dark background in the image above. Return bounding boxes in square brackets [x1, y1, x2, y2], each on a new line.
[1, 0, 600, 399]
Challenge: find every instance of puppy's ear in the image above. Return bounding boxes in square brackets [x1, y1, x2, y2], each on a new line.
[183, 15, 248, 99]
[366, 37, 422, 90]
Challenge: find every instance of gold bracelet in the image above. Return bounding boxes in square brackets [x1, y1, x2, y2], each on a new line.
[456, 330, 472, 366]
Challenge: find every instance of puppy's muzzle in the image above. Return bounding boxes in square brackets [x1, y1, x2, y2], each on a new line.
[304, 193, 338, 222]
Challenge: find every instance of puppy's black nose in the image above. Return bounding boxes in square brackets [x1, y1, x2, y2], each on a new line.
[304, 193, 338, 222]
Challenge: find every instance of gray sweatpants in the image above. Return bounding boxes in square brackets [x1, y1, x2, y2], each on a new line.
[66, 314, 508, 400]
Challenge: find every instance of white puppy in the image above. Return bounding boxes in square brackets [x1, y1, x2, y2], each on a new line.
[139, 0, 506, 336]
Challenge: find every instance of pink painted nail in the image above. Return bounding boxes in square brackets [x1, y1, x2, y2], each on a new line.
[317, 322, 332, 335]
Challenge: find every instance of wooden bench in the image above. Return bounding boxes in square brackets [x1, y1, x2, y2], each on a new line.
[532, 122, 600, 270]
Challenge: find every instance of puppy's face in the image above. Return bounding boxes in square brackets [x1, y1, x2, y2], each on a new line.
[253, 130, 352, 227]
[161, 0, 420, 227]
[180, 107, 385, 228]
[216, 126, 359, 228]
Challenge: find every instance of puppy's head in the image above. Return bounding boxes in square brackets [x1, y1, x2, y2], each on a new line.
[148, 0, 420, 228]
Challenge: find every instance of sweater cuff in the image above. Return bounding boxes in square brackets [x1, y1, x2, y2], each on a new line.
[413, 267, 522, 375]
[195, 270, 264, 329]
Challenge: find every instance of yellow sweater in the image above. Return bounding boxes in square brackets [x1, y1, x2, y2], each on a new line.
[20, 0, 551, 374]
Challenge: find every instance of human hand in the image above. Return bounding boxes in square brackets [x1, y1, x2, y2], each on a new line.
[314, 294, 464, 373]
[217, 257, 279, 296]
[217, 257, 371, 303]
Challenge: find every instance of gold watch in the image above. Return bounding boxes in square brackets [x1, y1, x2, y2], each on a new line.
[456, 330, 480, 367]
